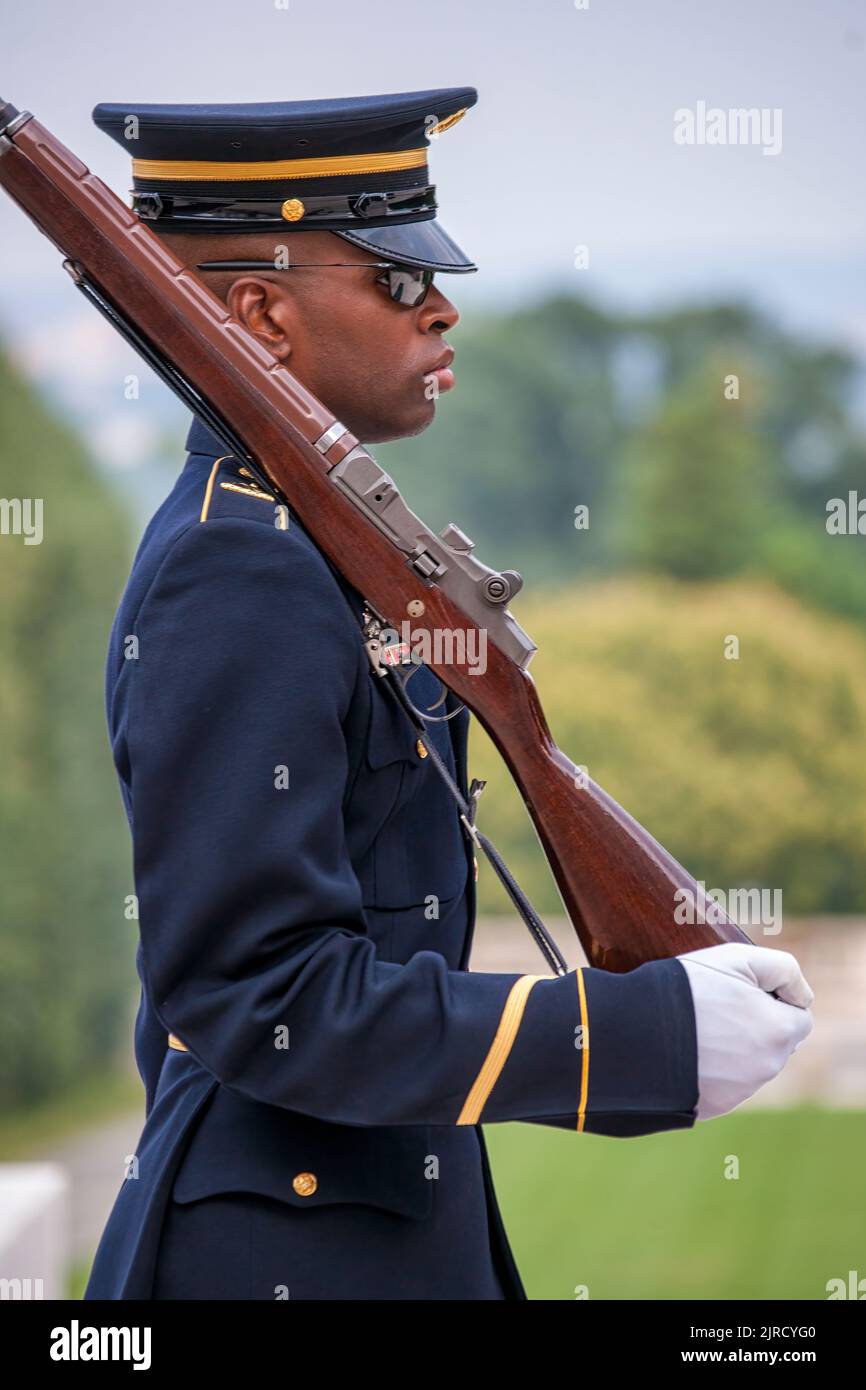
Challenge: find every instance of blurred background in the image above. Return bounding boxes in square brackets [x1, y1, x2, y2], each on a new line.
[0, 0, 864, 1300]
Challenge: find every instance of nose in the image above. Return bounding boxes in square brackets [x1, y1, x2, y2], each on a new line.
[417, 279, 460, 332]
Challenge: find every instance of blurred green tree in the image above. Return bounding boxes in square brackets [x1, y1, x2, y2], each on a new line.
[614, 355, 773, 580]
[471, 576, 866, 918]
[0, 347, 133, 1110]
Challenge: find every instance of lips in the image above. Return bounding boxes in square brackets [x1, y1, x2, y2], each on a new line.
[427, 348, 455, 391]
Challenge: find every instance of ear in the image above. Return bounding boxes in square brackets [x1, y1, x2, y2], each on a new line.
[226, 276, 295, 362]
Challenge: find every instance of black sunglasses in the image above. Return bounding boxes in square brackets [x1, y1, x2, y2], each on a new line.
[194, 259, 435, 307]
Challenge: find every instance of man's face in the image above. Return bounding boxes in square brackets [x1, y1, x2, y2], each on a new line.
[162, 228, 460, 444]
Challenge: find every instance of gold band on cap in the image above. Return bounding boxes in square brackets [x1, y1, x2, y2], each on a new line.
[131, 147, 429, 182]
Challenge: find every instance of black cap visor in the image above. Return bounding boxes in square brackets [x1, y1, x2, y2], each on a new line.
[333, 217, 476, 272]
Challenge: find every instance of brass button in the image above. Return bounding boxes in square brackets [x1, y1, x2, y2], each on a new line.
[416, 738, 428, 758]
[281, 197, 305, 222]
[292, 1171, 317, 1198]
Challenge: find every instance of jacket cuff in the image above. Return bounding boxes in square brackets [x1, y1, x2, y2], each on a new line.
[479, 957, 698, 1136]
[580, 956, 699, 1137]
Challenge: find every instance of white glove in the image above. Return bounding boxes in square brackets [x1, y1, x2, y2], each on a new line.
[676, 942, 814, 1121]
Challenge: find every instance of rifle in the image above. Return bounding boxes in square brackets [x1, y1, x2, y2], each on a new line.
[0, 98, 747, 973]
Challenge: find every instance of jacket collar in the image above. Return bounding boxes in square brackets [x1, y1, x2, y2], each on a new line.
[184, 414, 226, 459]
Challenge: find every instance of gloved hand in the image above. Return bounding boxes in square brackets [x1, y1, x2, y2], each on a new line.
[676, 942, 814, 1121]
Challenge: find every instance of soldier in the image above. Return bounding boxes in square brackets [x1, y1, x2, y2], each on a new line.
[83, 88, 813, 1301]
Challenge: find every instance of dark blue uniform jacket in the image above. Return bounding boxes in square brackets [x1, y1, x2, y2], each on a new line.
[84, 417, 699, 1301]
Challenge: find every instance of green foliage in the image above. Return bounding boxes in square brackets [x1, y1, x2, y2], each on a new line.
[471, 576, 866, 916]
[616, 356, 771, 579]
[761, 510, 866, 626]
[486, 1107, 866, 1300]
[0, 348, 134, 1109]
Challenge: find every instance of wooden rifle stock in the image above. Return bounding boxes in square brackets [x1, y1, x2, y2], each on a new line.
[0, 99, 747, 972]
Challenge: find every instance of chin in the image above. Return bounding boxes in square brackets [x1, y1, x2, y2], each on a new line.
[364, 403, 436, 445]
[400, 401, 438, 440]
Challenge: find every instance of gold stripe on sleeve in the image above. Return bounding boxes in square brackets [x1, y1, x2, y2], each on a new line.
[456, 975, 545, 1126]
[576, 967, 590, 1132]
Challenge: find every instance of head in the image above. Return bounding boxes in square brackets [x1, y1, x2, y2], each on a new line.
[158, 225, 460, 444]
